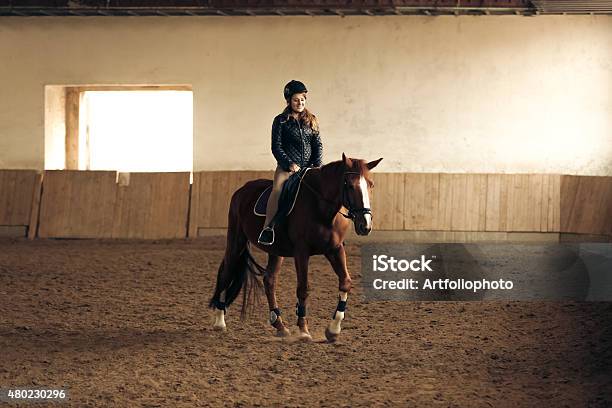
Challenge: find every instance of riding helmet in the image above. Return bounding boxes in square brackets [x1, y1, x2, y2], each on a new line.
[284, 80, 308, 101]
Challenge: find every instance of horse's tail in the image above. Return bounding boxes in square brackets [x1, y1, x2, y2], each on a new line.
[209, 188, 265, 319]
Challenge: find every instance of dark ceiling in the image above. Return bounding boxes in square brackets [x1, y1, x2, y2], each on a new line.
[0, 0, 610, 16]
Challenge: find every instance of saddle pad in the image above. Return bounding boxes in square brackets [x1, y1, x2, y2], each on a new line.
[253, 167, 311, 218]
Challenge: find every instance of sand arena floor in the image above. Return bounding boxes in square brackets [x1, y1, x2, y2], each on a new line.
[0, 237, 611, 407]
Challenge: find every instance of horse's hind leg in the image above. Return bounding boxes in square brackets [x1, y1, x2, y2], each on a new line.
[324, 244, 352, 343]
[211, 259, 230, 331]
[264, 254, 290, 337]
[210, 198, 248, 331]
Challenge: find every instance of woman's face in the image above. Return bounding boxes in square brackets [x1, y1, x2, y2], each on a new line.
[289, 93, 306, 113]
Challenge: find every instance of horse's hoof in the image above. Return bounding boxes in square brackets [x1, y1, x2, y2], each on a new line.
[213, 324, 227, 332]
[276, 327, 291, 337]
[325, 327, 339, 343]
[297, 331, 313, 342]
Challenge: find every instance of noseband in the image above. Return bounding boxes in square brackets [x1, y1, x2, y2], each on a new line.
[340, 171, 372, 220]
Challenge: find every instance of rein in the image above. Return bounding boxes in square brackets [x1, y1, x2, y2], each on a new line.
[300, 170, 372, 220]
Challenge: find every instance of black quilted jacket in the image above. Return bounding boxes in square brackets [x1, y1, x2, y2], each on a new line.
[271, 114, 323, 171]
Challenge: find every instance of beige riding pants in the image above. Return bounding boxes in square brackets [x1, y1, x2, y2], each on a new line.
[264, 165, 293, 227]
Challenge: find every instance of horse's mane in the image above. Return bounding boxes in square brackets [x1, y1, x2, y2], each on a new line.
[319, 158, 373, 185]
[320, 160, 344, 178]
[299, 158, 372, 209]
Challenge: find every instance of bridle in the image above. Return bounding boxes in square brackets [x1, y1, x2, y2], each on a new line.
[300, 170, 372, 221]
[340, 171, 373, 220]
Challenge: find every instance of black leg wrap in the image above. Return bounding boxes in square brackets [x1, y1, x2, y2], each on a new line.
[269, 308, 282, 325]
[214, 300, 226, 313]
[333, 300, 347, 319]
[296, 303, 307, 318]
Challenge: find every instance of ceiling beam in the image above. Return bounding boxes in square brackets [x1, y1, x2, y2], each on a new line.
[1, 1, 609, 16]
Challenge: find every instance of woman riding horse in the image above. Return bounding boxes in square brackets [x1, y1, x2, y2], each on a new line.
[210, 82, 383, 342]
[258, 80, 323, 246]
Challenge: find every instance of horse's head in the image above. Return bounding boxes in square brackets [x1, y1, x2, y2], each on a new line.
[341, 153, 383, 236]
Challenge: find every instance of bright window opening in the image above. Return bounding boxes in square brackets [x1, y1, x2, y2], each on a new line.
[44, 86, 193, 174]
[80, 91, 192, 172]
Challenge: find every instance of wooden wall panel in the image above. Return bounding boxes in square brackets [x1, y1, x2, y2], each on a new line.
[438, 174, 487, 231]
[189, 172, 606, 236]
[561, 176, 578, 233]
[188, 172, 202, 238]
[561, 176, 612, 235]
[0, 170, 40, 227]
[38, 171, 116, 238]
[27, 173, 43, 239]
[189, 172, 212, 233]
[542, 174, 561, 232]
[112, 172, 190, 239]
[486, 174, 560, 232]
[506, 174, 561, 232]
[404, 173, 440, 230]
[29, 170, 605, 239]
[460, 174, 487, 231]
[506, 174, 543, 231]
[191, 171, 273, 231]
[371, 173, 404, 230]
[437, 173, 453, 230]
[150, 172, 190, 239]
[485, 174, 508, 231]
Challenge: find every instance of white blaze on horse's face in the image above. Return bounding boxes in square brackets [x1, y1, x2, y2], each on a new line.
[359, 176, 373, 231]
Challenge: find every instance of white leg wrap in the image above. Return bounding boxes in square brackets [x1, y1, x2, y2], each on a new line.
[328, 292, 348, 335]
[213, 308, 226, 330]
[328, 311, 344, 335]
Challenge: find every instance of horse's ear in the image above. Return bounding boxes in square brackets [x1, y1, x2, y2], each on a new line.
[367, 158, 383, 170]
[342, 152, 352, 168]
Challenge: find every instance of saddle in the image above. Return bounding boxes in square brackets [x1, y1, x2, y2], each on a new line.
[254, 167, 311, 225]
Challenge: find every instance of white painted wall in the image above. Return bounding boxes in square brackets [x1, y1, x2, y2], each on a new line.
[0, 16, 610, 174]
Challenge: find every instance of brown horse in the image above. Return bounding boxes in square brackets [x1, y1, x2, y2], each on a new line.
[209, 153, 382, 342]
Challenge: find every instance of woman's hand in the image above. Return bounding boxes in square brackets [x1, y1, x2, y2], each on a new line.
[289, 163, 301, 173]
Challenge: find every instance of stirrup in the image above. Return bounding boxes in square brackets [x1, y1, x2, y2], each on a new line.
[258, 226, 275, 245]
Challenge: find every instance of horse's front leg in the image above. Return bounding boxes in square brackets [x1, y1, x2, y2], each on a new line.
[324, 243, 352, 343]
[264, 254, 290, 337]
[294, 249, 312, 341]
